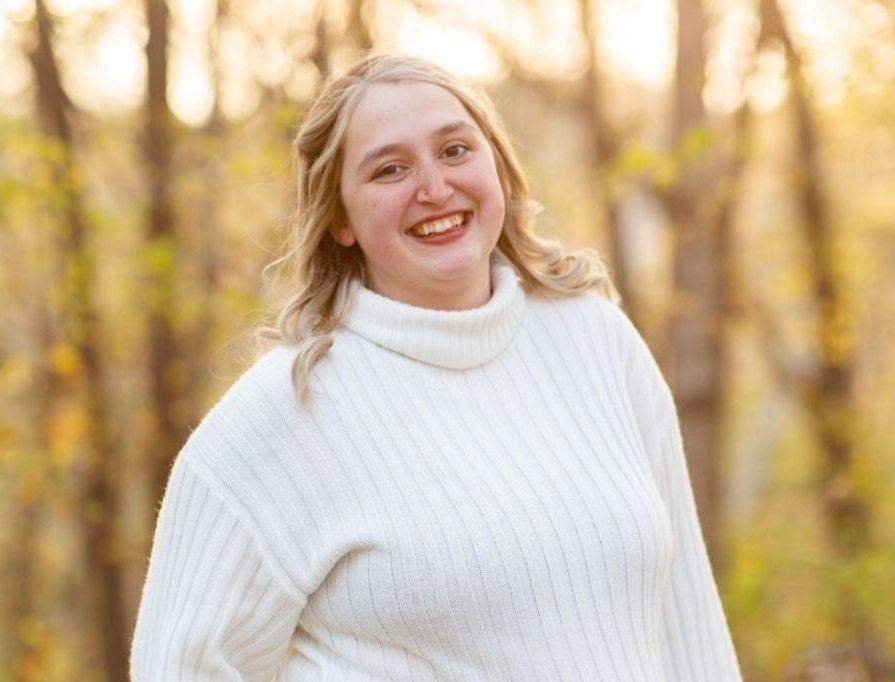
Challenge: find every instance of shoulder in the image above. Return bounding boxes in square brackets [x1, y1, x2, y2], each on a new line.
[523, 290, 663, 394]
[175, 344, 302, 477]
[527, 291, 677, 435]
[525, 290, 638, 348]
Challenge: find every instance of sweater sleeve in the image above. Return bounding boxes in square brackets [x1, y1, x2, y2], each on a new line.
[130, 454, 305, 681]
[614, 306, 742, 682]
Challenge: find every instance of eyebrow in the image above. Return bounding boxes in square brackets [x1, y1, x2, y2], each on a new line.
[355, 120, 478, 173]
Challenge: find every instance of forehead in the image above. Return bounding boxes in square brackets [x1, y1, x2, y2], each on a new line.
[341, 81, 480, 159]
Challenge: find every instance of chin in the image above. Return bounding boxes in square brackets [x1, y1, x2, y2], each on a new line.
[429, 253, 487, 278]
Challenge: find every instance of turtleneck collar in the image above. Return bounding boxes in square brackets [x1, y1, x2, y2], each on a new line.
[342, 251, 526, 370]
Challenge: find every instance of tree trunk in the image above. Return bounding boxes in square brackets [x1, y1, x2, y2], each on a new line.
[576, 0, 640, 328]
[184, 0, 227, 427]
[8, 306, 58, 682]
[346, 0, 373, 51]
[757, 0, 889, 677]
[664, 0, 728, 570]
[7, 486, 42, 682]
[144, 0, 186, 507]
[310, 0, 331, 79]
[29, 3, 130, 680]
[758, 0, 870, 558]
[7, 510, 42, 681]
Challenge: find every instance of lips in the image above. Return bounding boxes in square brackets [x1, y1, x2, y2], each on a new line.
[407, 211, 470, 237]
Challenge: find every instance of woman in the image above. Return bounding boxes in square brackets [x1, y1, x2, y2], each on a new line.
[131, 53, 743, 681]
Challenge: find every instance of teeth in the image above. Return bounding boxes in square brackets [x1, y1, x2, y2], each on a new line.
[411, 213, 465, 237]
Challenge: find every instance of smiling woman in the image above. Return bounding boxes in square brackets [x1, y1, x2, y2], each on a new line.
[129, 53, 744, 681]
[335, 81, 506, 310]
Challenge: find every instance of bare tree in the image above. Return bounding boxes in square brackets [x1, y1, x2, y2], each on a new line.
[310, 0, 332, 80]
[347, 0, 374, 51]
[755, 0, 890, 677]
[6, 310, 57, 681]
[181, 0, 228, 428]
[28, 2, 130, 679]
[574, 0, 640, 326]
[143, 0, 188, 507]
[659, 0, 730, 568]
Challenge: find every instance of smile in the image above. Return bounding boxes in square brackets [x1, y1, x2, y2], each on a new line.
[408, 212, 469, 237]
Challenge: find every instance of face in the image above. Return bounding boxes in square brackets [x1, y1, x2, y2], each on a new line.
[336, 81, 505, 310]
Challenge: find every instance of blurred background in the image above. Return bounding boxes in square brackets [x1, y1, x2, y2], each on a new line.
[1, 0, 894, 680]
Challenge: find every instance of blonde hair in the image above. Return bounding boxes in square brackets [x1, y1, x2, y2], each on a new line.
[259, 53, 618, 402]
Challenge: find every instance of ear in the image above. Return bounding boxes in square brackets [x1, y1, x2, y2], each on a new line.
[331, 223, 356, 247]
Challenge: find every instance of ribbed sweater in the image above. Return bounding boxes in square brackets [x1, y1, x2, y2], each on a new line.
[130, 256, 742, 681]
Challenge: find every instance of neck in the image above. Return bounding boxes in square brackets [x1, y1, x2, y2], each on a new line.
[366, 266, 492, 312]
[343, 250, 525, 369]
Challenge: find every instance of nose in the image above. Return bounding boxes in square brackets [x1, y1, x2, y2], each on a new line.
[415, 162, 453, 204]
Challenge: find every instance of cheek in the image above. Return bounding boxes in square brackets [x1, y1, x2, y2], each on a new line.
[355, 194, 410, 251]
[470, 174, 506, 225]
[465, 160, 504, 202]
[351, 191, 399, 233]
[370, 196, 407, 233]
[369, 184, 412, 215]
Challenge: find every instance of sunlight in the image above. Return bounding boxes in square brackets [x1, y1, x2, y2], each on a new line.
[69, 15, 145, 113]
[748, 48, 790, 111]
[0, 0, 30, 22]
[385, 0, 674, 86]
[598, 0, 674, 87]
[0, 0, 866, 123]
[171, 47, 214, 125]
[46, 0, 116, 13]
[783, 0, 858, 105]
[386, 2, 503, 81]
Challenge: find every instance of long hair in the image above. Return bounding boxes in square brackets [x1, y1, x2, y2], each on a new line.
[259, 53, 619, 403]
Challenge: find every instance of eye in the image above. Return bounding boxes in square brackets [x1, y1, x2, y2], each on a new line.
[443, 143, 470, 160]
[373, 163, 405, 180]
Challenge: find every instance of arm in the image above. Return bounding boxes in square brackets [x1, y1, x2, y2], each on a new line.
[615, 307, 742, 682]
[131, 455, 305, 681]
[650, 393, 742, 681]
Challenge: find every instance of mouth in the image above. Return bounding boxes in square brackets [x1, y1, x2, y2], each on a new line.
[406, 211, 470, 239]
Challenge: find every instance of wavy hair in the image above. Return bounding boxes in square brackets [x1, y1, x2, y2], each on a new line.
[259, 53, 619, 403]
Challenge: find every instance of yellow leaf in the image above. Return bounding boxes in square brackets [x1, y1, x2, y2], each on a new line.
[48, 344, 83, 378]
[144, 237, 175, 276]
[0, 420, 15, 448]
[0, 355, 33, 394]
[17, 615, 48, 648]
[48, 406, 90, 462]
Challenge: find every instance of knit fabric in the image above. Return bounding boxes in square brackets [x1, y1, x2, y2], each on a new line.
[131, 255, 743, 681]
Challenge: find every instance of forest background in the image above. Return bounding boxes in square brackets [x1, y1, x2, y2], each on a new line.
[1, 0, 894, 680]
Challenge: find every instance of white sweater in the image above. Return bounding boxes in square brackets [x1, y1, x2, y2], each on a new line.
[131, 256, 742, 681]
